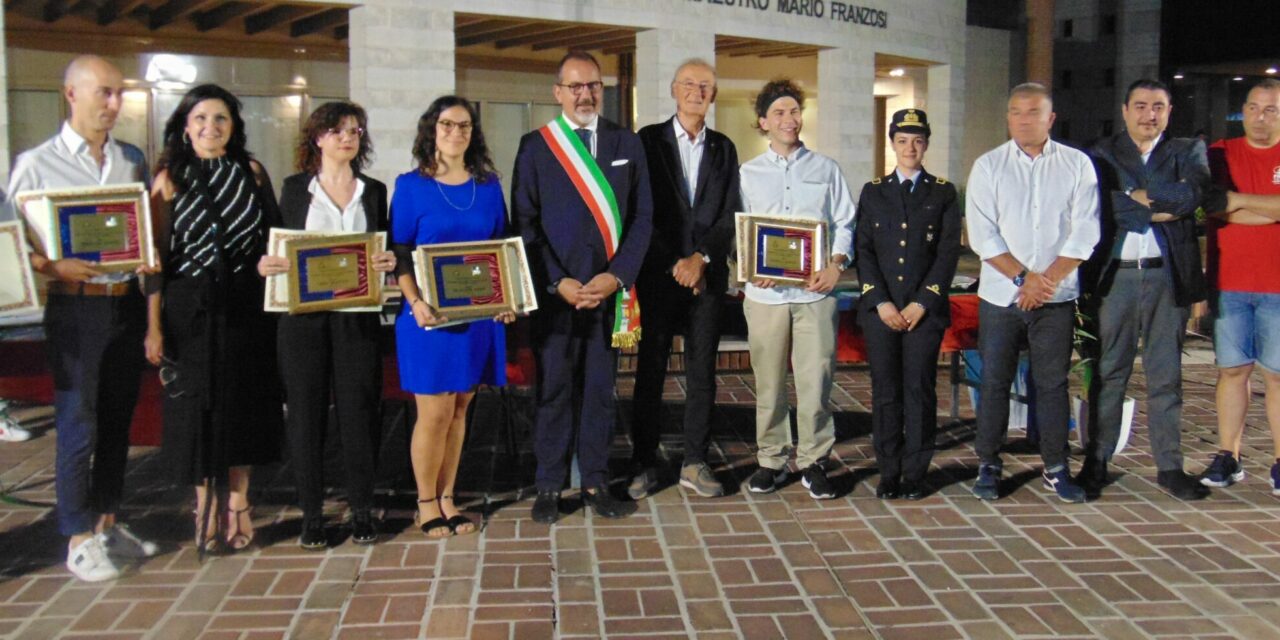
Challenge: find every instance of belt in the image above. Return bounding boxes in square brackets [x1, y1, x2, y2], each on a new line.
[48, 280, 138, 297]
[1113, 257, 1164, 269]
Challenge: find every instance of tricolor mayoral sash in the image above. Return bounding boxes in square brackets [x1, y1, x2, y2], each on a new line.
[539, 115, 641, 348]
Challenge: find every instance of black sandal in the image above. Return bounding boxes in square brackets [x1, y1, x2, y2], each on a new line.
[414, 498, 451, 539]
[440, 495, 477, 536]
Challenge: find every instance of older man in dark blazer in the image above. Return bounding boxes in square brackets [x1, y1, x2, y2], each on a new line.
[511, 51, 653, 523]
[629, 59, 742, 500]
[1081, 78, 1211, 500]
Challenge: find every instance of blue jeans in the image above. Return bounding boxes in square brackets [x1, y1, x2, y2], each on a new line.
[45, 290, 146, 536]
[1214, 291, 1280, 372]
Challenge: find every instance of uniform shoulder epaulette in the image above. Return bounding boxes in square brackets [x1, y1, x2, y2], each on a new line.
[871, 177, 882, 185]
[936, 177, 948, 185]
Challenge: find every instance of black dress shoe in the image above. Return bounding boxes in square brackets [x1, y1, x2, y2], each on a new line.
[299, 517, 327, 550]
[875, 480, 900, 500]
[531, 491, 560, 524]
[1077, 457, 1108, 496]
[351, 510, 378, 545]
[582, 486, 637, 519]
[900, 481, 927, 501]
[1157, 469, 1210, 500]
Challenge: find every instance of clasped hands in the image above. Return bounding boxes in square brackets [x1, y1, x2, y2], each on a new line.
[557, 273, 621, 310]
[1015, 271, 1059, 311]
[753, 260, 843, 295]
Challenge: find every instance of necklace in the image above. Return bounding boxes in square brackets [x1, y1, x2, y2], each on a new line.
[434, 176, 476, 210]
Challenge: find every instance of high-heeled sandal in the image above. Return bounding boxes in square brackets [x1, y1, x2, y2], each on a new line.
[440, 495, 477, 536]
[193, 503, 222, 555]
[224, 505, 255, 551]
[414, 498, 451, 539]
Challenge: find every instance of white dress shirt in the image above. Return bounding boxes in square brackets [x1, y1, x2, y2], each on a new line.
[6, 122, 150, 283]
[965, 138, 1100, 305]
[739, 144, 857, 305]
[1118, 133, 1163, 260]
[674, 117, 706, 202]
[304, 177, 367, 232]
[564, 112, 598, 158]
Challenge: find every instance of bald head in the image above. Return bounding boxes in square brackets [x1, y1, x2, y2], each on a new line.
[63, 55, 125, 142]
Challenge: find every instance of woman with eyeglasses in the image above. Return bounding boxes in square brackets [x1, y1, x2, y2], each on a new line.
[257, 101, 396, 549]
[392, 96, 513, 538]
[146, 84, 283, 554]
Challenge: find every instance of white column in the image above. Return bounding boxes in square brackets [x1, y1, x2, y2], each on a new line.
[349, 0, 455, 189]
[634, 28, 716, 131]
[0, 8, 10, 187]
[927, 62, 966, 183]
[816, 47, 875, 185]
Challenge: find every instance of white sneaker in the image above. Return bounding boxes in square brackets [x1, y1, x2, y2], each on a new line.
[66, 536, 120, 582]
[0, 419, 31, 442]
[101, 523, 159, 558]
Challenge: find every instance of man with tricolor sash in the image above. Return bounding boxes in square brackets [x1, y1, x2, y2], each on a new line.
[511, 51, 654, 523]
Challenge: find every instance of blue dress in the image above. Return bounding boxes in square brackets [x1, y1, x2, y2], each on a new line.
[392, 171, 508, 394]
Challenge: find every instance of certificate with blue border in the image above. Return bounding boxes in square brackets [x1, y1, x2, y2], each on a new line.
[734, 213, 828, 286]
[284, 233, 382, 314]
[412, 238, 535, 325]
[16, 183, 156, 273]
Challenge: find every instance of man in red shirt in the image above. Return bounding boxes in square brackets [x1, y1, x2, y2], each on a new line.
[1201, 79, 1280, 492]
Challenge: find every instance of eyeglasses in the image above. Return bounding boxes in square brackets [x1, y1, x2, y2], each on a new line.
[324, 127, 364, 138]
[438, 119, 473, 134]
[676, 80, 715, 94]
[557, 81, 604, 95]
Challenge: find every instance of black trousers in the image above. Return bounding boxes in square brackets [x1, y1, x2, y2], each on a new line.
[861, 312, 945, 483]
[278, 312, 381, 518]
[532, 300, 617, 492]
[631, 274, 721, 466]
[974, 300, 1074, 469]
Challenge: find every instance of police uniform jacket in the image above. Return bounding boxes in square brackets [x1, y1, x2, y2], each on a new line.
[854, 170, 962, 326]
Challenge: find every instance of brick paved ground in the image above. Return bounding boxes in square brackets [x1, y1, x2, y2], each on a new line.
[3, 336, 1280, 639]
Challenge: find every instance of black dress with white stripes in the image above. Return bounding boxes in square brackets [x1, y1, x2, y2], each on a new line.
[161, 157, 282, 486]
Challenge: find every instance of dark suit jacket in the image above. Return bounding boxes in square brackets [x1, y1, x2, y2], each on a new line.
[1084, 133, 1210, 307]
[510, 117, 653, 305]
[636, 117, 741, 295]
[277, 171, 389, 233]
[854, 170, 962, 326]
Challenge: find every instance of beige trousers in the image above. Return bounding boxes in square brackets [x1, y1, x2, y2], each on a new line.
[743, 296, 838, 470]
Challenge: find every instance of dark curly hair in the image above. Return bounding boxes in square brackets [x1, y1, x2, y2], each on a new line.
[156, 84, 253, 190]
[411, 96, 497, 183]
[296, 101, 373, 174]
[753, 78, 806, 135]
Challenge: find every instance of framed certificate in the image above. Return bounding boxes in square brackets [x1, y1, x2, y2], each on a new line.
[0, 221, 41, 317]
[412, 237, 537, 324]
[16, 183, 156, 273]
[734, 213, 828, 286]
[264, 228, 387, 313]
[284, 233, 383, 314]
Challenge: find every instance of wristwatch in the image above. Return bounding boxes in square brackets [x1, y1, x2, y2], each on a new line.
[1012, 269, 1028, 287]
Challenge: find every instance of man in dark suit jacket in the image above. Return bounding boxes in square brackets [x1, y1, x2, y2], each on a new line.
[511, 51, 653, 523]
[1080, 79, 1211, 500]
[629, 59, 741, 500]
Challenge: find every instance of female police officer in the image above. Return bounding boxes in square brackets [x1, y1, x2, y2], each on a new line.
[854, 109, 962, 500]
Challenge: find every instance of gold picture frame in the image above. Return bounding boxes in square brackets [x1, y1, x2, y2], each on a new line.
[16, 183, 156, 273]
[264, 228, 387, 313]
[0, 220, 41, 317]
[284, 233, 383, 314]
[734, 212, 829, 286]
[412, 237, 536, 324]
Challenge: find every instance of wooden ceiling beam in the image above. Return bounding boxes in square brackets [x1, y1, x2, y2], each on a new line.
[333, 24, 347, 40]
[42, 0, 73, 22]
[192, 0, 256, 31]
[530, 28, 630, 51]
[760, 48, 819, 58]
[455, 19, 525, 40]
[456, 23, 546, 47]
[148, 0, 219, 29]
[290, 7, 346, 38]
[601, 43, 636, 55]
[244, 4, 311, 35]
[494, 24, 580, 49]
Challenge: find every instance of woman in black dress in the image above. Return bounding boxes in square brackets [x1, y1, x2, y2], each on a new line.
[258, 101, 395, 549]
[145, 84, 283, 553]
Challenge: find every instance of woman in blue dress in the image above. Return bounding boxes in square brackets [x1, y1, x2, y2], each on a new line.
[392, 96, 512, 538]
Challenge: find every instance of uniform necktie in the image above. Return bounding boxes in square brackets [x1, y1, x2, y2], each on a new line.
[575, 128, 593, 157]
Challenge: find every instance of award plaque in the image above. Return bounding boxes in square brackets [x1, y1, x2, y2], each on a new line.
[264, 228, 386, 313]
[734, 213, 828, 286]
[16, 183, 156, 273]
[284, 233, 383, 314]
[0, 220, 41, 317]
[412, 237, 536, 325]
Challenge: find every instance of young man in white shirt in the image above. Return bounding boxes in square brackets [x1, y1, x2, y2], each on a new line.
[738, 79, 856, 499]
[965, 82, 1101, 503]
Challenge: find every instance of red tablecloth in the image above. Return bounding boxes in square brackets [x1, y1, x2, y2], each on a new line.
[836, 294, 980, 363]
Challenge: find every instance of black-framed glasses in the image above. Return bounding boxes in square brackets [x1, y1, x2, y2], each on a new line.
[557, 81, 604, 95]
[438, 119, 473, 134]
[325, 126, 364, 138]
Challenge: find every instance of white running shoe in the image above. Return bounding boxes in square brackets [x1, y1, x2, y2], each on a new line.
[0, 419, 31, 442]
[101, 523, 159, 558]
[66, 536, 120, 582]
